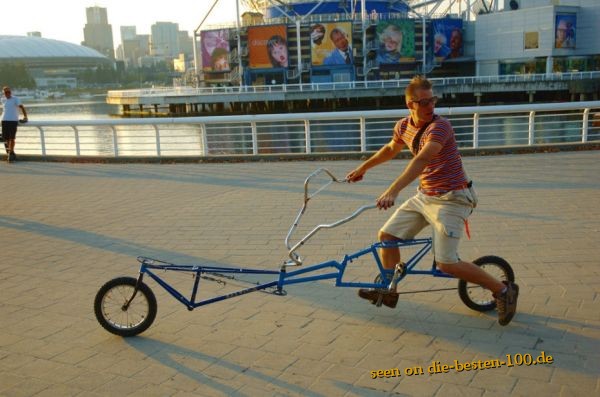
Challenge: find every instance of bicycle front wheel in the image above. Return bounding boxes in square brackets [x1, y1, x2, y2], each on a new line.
[94, 277, 157, 337]
[458, 256, 514, 312]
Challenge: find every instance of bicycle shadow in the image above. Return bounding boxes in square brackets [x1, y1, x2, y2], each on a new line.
[284, 282, 600, 376]
[125, 337, 326, 397]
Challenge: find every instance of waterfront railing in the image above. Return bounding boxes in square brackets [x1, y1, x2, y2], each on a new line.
[16, 101, 600, 158]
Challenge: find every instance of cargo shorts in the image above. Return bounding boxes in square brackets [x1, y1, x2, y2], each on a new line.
[380, 188, 477, 264]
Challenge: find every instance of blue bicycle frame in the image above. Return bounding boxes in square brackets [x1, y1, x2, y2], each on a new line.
[135, 237, 454, 312]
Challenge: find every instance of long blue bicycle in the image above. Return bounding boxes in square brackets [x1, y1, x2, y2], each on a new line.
[94, 169, 514, 337]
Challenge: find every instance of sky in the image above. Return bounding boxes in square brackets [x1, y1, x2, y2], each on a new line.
[0, 0, 249, 47]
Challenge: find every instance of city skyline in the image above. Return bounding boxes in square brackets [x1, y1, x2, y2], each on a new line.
[0, 0, 247, 49]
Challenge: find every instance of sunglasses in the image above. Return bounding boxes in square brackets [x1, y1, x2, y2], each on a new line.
[411, 96, 438, 106]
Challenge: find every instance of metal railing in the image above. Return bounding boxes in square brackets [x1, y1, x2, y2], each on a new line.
[107, 71, 600, 99]
[15, 101, 600, 158]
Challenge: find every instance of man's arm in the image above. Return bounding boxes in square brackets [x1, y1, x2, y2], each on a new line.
[375, 140, 443, 209]
[19, 104, 28, 121]
[346, 139, 404, 182]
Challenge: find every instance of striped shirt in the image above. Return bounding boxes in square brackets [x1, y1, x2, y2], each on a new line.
[393, 114, 468, 195]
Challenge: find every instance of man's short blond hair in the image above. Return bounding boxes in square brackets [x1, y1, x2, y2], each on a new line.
[405, 75, 432, 101]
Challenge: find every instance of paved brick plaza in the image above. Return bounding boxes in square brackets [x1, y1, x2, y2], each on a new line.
[0, 151, 599, 396]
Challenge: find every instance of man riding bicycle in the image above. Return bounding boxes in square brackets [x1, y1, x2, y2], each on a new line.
[346, 75, 518, 326]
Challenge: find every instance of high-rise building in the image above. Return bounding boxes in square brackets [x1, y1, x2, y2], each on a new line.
[150, 22, 179, 58]
[178, 31, 193, 58]
[83, 6, 115, 59]
[120, 26, 137, 41]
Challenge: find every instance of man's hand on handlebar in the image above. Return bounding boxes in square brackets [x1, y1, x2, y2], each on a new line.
[346, 168, 365, 183]
[376, 189, 399, 210]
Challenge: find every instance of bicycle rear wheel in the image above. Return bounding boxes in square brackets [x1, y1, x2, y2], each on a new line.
[458, 256, 514, 311]
[94, 277, 157, 337]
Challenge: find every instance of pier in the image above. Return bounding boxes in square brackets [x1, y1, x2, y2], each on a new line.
[107, 72, 600, 116]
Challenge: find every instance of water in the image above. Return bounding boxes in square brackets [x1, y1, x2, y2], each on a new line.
[25, 100, 119, 121]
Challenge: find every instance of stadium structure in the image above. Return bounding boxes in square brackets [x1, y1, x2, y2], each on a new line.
[108, 0, 600, 115]
[0, 35, 113, 89]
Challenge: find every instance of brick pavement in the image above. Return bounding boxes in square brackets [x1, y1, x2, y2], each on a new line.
[0, 151, 599, 396]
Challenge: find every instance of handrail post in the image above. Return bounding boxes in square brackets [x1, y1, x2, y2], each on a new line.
[111, 126, 118, 157]
[154, 125, 161, 156]
[473, 113, 479, 149]
[360, 117, 366, 152]
[528, 111, 536, 146]
[200, 123, 208, 156]
[38, 127, 46, 156]
[304, 119, 311, 154]
[72, 126, 80, 156]
[582, 108, 590, 143]
[251, 121, 258, 155]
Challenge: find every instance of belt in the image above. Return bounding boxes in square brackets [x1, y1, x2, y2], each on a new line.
[419, 181, 471, 196]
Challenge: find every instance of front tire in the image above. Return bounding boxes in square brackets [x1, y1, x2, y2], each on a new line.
[94, 277, 157, 337]
[458, 256, 514, 312]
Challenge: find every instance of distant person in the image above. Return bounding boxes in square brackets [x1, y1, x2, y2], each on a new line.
[211, 48, 230, 71]
[370, 9, 378, 21]
[323, 28, 353, 65]
[267, 35, 289, 68]
[1, 86, 28, 163]
[555, 19, 575, 48]
[376, 24, 403, 65]
[434, 32, 451, 59]
[449, 28, 463, 58]
[310, 24, 326, 45]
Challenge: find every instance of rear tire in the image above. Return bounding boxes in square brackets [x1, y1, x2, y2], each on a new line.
[458, 256, 514, 312]
[94, 277, 157, 337]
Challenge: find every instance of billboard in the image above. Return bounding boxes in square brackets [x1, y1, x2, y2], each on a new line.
[310, 22, 353, 66]
[201, 29, 230, 72]
[555, 14, 576, 49]
[432, 19, 463, 61]
[375, 20, 415, 65]
[248, 25, 288, 68]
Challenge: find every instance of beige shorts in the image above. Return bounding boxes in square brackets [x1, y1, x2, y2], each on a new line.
[380, 188, 476, 264]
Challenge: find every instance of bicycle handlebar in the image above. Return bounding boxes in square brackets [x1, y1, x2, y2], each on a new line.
[284, 168, 376, 266]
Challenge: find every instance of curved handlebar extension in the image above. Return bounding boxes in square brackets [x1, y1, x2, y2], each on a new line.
[284, 168, 376, 266]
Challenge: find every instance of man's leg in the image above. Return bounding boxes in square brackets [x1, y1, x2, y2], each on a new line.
[1, 122, 7, 153]
[437, 260, 504, 294]
[431, 194, 518, 325]
[7, 139, 15, 161]
[357, 200, 427, 308]
[378, 230, 401, 270]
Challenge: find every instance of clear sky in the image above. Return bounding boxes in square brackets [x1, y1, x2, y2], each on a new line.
[0, 0, 248, 47]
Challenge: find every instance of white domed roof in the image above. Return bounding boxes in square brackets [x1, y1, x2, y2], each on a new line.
[0, 35, 108, 61]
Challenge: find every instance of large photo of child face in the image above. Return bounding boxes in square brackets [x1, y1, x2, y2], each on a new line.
[432, 19, 463, 61]
[248, 25, 288, 69]
[201, 29, 231, 72]
[310, 22, 353, 66]
[375, 20, 414, 65]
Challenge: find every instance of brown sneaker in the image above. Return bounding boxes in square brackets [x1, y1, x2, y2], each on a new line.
[494, 281, 519, 326]
[358, 289, 399, 309]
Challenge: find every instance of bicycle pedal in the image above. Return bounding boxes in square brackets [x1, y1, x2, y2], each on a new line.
[375, 294, 384, 307]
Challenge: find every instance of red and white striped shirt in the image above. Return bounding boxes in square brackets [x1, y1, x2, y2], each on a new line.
[393, 114, 468, 195]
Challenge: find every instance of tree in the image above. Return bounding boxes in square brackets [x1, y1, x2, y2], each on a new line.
[0, 62, 36, 88]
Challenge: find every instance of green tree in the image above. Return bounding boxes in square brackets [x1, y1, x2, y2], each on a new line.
[0, 62, 36, 88]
